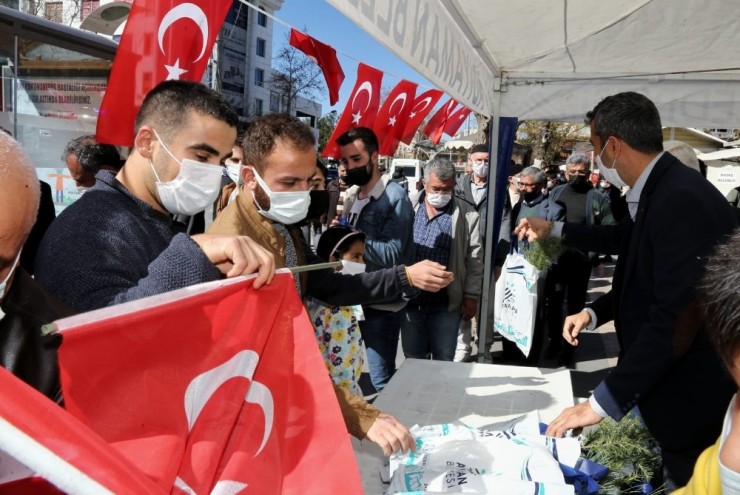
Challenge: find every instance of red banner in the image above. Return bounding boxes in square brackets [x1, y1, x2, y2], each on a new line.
[423, 98, 459, 144]
[373, 80, 418, 156]
[56, 273, 362, 494]
[322, 63, 383, 159]
[96, 0, 233, 146]
[289, 29, 345, 106]
[399, 88, 444, 145]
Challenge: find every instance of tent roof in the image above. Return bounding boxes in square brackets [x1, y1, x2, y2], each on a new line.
[328, 0, 740, 127]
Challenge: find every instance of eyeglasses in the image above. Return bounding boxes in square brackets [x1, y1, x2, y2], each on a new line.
[518, 182, 538, 189]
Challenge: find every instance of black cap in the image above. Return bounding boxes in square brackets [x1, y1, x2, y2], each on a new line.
[316, 227, 366, 262]
[469, 144, 489, 155]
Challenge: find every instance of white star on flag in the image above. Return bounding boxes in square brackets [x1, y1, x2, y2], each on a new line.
[352, 112, 362, 124]
[165, 59, 188, 80]
[388, 116, 397, 126]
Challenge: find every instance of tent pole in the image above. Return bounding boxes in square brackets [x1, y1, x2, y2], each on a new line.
[477, 84, 503, 363]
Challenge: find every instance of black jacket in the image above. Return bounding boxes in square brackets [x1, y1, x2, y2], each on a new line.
[564, 153, 736, 455]
[0, 269, 73, 402]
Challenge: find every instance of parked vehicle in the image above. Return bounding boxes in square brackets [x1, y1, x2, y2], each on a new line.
[389, 159, 425, 192]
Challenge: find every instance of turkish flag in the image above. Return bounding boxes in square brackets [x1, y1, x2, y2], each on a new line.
[322, 63, 383, 159]
[399, 88, 444, 144]
[373, 80, 418, 156]
[96, 0, 233, 146]
[423, 98, 459, 144]
[443, 106, 473, 138]
[56, 273, 362, 494]
[289, 29, 345, 106]
[0, 367, 165, 494]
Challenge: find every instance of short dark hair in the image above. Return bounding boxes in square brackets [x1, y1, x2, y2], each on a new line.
[469, 144, 489, 155]
[134, 80, 238, 141]
[77, 143, 122, 173]
[62, 134, 96, 162]
[702, 228, 740, 372]
[315, 157, 328, 181]
[585, 92, 663, 154]
[335, 127, 378, 156]
[242, 113, 315, 173]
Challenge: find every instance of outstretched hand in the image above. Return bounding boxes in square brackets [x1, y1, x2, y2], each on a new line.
[192, 233, 276, 288]
[365, 413, 416, 456]
[563, 310, 592, 347]
[545, 401, 603, 438]
[406, 260, 454, 292]
[514, 217, 554, 243]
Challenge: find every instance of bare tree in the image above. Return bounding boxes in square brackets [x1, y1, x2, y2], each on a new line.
[271, 33, 325, 116]
[518, 121, 585, 166]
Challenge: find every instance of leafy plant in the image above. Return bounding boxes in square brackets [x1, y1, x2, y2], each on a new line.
[521, 236, 565, 271]
[581, 415, 666, 494]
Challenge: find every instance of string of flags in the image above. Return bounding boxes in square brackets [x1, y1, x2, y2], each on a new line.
[95, 0, 472, 155]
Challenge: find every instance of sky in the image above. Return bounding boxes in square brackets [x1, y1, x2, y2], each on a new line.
[269, 0, 477, 135]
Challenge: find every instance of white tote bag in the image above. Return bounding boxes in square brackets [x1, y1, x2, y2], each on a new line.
[493, 251, 540, 357]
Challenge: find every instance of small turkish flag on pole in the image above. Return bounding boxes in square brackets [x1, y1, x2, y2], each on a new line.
[289, 28, 345, 106]
[322, 63, 383, 159]
[443, 106, 473, 138]
[96, 0, 233, 146]
[55, 273, 363, 494]
[423, 98, 459, 144]
[399, 88, 444, 145]
[373, 80, 418, 156]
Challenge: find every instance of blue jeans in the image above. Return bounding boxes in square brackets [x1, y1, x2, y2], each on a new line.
[360, 308, 402, 392]
[402, 305, 462, 361]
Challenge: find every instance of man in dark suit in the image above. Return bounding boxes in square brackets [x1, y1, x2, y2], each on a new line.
[516, 92, 737, 488]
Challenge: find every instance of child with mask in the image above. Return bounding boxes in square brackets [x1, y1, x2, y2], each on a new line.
[305, 227, 368, 395]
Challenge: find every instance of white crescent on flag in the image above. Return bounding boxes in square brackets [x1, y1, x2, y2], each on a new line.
[157, 3, 210, 79]
[410, 96, 432, 119]
[351, 81, 374, 124]
[387, 93, 407, 126]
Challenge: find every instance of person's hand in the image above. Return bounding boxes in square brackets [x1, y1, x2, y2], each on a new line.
[329, 217, 342, 227]
[514, 217, 553, 242]
[563, 310, 591, 347]
[545, 401, 604, 438]
[365, 413, 416, 456]
[405, 260, 454, 291]
[461, 297, 478, 321]
[191, 233, 275, 288]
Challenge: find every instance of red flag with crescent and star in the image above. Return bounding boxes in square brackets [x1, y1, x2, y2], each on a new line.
[399, 88, 444, 145]
[322, 63, 383, 159]
[53, 273, 362, 494]
[423, 98, 459, 144]
[289, 28, 345, 106]
[372, 79, 418, 156]
[443, 106, 473, 138]
[96, 0, 233, 146]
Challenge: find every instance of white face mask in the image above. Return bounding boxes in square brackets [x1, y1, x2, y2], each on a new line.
[225, 161, 242, 185]
[150, 130, 224, 216]
[596, 140, 627, 189]
[426, 192, 452, 209]
[340, 259, 366, 275]
[251, 167, 311, 225]
[0, 252, 21, 322]
[472, 161, 489, 178]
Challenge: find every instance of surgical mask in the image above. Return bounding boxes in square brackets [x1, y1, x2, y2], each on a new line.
[251, 167, 310, 225]
[472, 161, 489, 178]
[343, 162, 373, 186]
[340, 259, 366, 275]
[426, 192, 452, 208]
[596, 140, 627, 189]
[225, 161, 242, 184]
[150, 130, 224, 215]
[0, 252, 21, 322]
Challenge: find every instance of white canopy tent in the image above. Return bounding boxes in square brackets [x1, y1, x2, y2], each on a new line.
[327, 0, 740, 361]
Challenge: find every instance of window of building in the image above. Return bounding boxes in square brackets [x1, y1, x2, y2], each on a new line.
[256, 38, 266, 58]
[270, 92, 280, 112]
[254, 98, 264, 116]
[254, 68, 264, 87]
[80, 0, 100, 21]
[257, 9, 267, 27]
[44, 1, 64, 23]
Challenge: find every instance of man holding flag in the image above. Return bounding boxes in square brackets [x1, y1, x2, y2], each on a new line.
[35, 80, 275, 313]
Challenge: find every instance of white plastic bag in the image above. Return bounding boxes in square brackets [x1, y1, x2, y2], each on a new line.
[493, 251, 540, 357]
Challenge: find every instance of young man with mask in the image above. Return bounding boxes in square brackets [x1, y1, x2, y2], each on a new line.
[516, 92, 737, 489]
[208, 113, 453, 456]
[402, 157, 483, 362]
[543, 152, 614, 364]
[337, 127, 416, 393]
[35, 80, 275, 313]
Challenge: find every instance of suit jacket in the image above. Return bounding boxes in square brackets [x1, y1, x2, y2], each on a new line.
[563, 153, 737, 455]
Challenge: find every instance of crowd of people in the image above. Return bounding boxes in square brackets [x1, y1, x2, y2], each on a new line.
[1, 81, 739, 492]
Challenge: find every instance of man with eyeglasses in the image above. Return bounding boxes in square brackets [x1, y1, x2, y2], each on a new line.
[544, 152, 614, 364]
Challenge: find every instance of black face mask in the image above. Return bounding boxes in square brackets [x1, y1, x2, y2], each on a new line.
[343, 162, 373, 187]
[523, 190, 540, 202]
[305, 189, 330, 221]
[569, 175, 589, 187]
